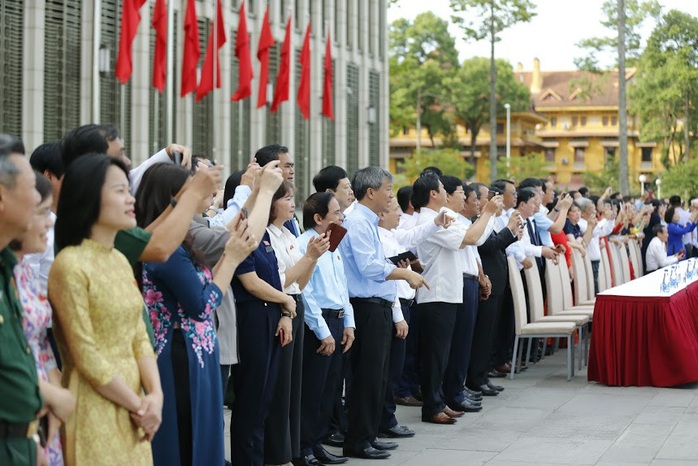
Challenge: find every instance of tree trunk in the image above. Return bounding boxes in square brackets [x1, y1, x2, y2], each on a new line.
[618, 0, 630, 195]
[685, 93, 690, 163]
[488, 1, 498, 183]
[469, 128, 479, 172]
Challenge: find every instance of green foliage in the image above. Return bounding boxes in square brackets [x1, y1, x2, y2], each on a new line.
[574, 0, 661, 71]
[449, 0, 537, 43]
[496, 152, 548, 183]
[658, 157, 698, 199]
[401, 148, 475, 181]
[583, 155, 621, 193]
[629, 9, 698, 165]
[389, 13, 459, 142]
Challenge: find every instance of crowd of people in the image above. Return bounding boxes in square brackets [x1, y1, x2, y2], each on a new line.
[1, 126, 697, 466]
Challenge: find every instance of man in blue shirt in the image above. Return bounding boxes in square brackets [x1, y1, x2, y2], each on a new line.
[297, 192, 355, 466]
[339, 167, 428, 460]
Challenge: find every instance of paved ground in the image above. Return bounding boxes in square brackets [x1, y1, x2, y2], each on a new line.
[224, 350, 698, 465]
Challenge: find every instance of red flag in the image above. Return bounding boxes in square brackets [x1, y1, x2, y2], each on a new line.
[231, 1, 253, 101]
[151, 0, 167, 93]
[196, 0, 227, 102]
[181, 0, 200, 97]
[115, 0, 147, 84]
[322, 32, 334, 120]
[270, 17, 292, 113]
[256, 5, 275, 108]
[297, 22, 311, 119]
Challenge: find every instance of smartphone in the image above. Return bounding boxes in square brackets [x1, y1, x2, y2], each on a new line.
[388, 250, 418, 265]
[173, 151, 182, 165]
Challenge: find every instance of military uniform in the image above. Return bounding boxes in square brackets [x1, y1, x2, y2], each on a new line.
[0, 247, 43, 465]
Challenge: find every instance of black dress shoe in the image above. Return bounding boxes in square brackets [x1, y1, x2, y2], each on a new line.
[313, 445, 348, 464]
[463, 394, 482, 405]
[371, 439, 398, 450]
[293, 454, 323, 466]
[323, 432, 345, 448]
[379, 425, 415, 438]
[343, 446, 391, 459]
[488, 369, 507, 378]
[486, 380, 504, 392]
[477, 384, 499, 396]
[450, 399, 482, 412]
[463, 386, 483, 398]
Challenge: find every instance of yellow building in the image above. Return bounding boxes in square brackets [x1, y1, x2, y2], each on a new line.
[389, 59, 663, 187]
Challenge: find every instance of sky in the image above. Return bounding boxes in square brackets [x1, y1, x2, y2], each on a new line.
[388, 0, 698, 72]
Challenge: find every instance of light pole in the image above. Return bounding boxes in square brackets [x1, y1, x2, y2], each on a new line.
[504, 103, 511, 178]
[655, 178, 662, 199]
[639, 174, 647, 197]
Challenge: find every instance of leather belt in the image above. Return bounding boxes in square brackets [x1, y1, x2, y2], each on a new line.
[0, 420, 39, 439]
[399, 298, 415, 308]
[463, 273, 478, 281]
[352, 297, 393, 309]
[321, 309, 345, 319]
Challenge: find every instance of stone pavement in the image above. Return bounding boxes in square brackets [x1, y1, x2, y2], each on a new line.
[224, 350, 698, 465]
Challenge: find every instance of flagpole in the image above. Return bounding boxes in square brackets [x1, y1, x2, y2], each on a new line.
[165, 0, 174, 144]
[212, 0, 217, 163]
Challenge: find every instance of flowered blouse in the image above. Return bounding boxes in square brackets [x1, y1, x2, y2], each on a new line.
[142, 246, 222, 368]
[14, 260, 57, 380]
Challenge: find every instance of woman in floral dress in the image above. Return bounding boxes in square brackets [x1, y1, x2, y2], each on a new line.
[135, 163, 257, 466]
[12, 172, 72, 465]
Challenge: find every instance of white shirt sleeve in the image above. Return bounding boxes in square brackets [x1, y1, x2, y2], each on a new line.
[392, 299, 404, 323]
[129, 148, 171, 194]
[207, 185, 252, 228]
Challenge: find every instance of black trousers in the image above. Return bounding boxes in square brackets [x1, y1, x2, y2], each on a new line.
[395, 301, 420, 398]
[265, 296, 305, 464]
[468, 291, 504, 388]
[172, 329, 193, 466]
[443, 278, 479, 408]
[492, 288, 515, 367]
[419, 301, 458, 418]
[380, 301, 410, 432]
[344, 299, 392, 451]
[230, 301, 282, 466]
[299, 315, 345, 457]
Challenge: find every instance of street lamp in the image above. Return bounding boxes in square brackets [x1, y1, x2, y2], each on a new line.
[639, 174, 647, 196]
[504, 103, 511, 178]
[655, 178, 662, 199]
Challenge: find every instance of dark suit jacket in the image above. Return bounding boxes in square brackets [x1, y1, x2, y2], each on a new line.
[477, 226, 517, 297]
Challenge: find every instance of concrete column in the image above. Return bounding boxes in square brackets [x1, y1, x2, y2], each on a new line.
[334, 0, 347, 169]
[22, 0, 46, 151]
[131, 3, 150, 165]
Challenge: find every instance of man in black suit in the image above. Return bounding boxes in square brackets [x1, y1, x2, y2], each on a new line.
[467, 185, 521, 394]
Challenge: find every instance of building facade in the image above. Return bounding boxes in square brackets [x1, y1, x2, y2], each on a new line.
[389, 59, 662, 188]
[0, 0, 390, 201]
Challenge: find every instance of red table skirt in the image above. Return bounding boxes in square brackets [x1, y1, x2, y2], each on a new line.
[587, 280, 698, 387]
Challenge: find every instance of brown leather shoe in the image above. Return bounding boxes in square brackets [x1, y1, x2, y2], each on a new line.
[394, 395, 423, 407]
[495, 363, 511, 373]
[443, 406, 465, 418]
[422, 412, 457, 424]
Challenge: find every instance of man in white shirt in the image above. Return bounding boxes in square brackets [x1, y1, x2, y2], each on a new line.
[313, 165, 355, 212]
[646, 224, 684, 272]
[412, 173, 500, 425]
[397, 186, 419, 231]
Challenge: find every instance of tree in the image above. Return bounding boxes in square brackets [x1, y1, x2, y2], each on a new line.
[574, 0, 661, 196]
[401, 148, 475, 182]
[496, 152, 548, 183]
[629, 10, 698, 166]
[389, 13, 459, 147]
[657, 157, 698, 199]
[444, 57, 530, 169]
[450, 0, 536, 183]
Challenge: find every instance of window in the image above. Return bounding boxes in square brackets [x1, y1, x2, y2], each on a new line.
[192, 17, 214, 159]
[574, 148, 585, 169]
[641, 147, 652, 162]
[545, 149, 555, 163]
[403, 126, 409, 135]
[581, 117, 587, 126]
[368, 70, 381, 166]
[550, 117, 557, 127]
[0, 1, 23, 136]
[611, 116, 617, 126]
[605, 147, 616, 159]
[265, 44, 281, 145]
[346, 63, 360, 177]
[572, 116, 578, 126]
[322, 57, 337, 167]
[496, 123, 504, 134]
[44, 0, 81, 141]
[602, 116, 609, 126]
[295, 48, 310, 203]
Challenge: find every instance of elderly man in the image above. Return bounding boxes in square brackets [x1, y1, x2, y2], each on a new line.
[646, 224, 684, 272]
[0, 135, 47, 466]
[339, 167, 428, 460]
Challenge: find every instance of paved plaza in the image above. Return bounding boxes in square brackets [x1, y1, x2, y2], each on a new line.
[225, 350, 698, 465]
